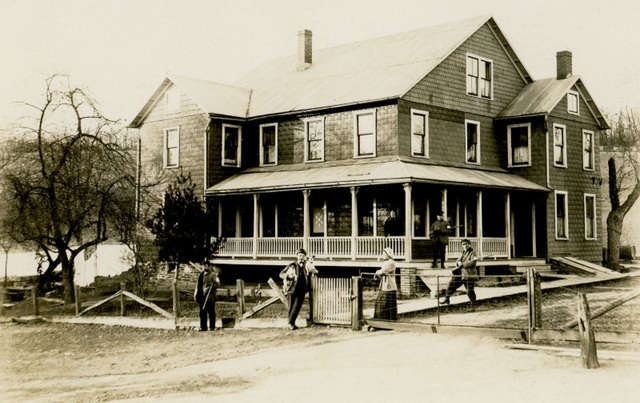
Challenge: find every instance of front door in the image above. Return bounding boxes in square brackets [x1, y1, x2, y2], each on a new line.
[512, 195, 534, 257]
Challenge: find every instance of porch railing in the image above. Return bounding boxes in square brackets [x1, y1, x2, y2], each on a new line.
[356, 236, 405, 259]
[448, 237, 509, 259]
[218, 238, 254, 257]
[257, 237, 303, 257]
[308, 237, 351, 259]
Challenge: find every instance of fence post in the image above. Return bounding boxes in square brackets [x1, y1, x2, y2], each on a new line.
[578, 293, 599, 369]
[172, 265, 180, 319]
[75, 285, 81, 316]
[0, 287, 5, 316]
[351, 276, 362, 331]
[31, 286, 39, 316]
[120, 282, 126, 317]
[526, 268, 541, 343]
[236, 279, 245, 317]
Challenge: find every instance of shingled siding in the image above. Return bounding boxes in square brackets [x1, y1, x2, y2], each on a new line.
[544, 93, 604, 262]
[138, 84, 209, 198]
[403, 23, 527, 121]
[206, 120, 254, 189]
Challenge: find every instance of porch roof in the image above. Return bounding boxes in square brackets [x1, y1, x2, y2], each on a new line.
[206, 159, 549, 195]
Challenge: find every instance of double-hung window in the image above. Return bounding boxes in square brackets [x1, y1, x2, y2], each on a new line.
[259, 123, 277, 166]
[568, 91, 579, 115]
[467, 54, 493, 99]
[222, 124, 242, 167]
[553, 124, 567, 167]
[164, 127, 179, 168]
[411, 109, 429, 157]
[465, 120, 480, 164]
[507, 123, 531, 167]
[305, 118, 325, 162]
[555, 191, 569, 239]
[584, 193, 597, 240]
[583, 130, 595, 170]
[354, 110, 376, 157]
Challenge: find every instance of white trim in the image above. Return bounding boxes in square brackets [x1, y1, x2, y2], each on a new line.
[410, 109, 429, 158]
[552, 123, 568, 168]
[259, 123, 278, 166]
[353, 109, 377, 158]
[582, 129, 595, 171]
[464, 119, 481, 164]
[554, 190, 569, 240]
[584, 193, 597, 240]
[466, 52, 494, 100]
[507, 122, 531, 167]
[304, 116, 325, 163]
[567, 90, 580, 115]
[222, 123, 242, 167]
[163, 126, 180, 169]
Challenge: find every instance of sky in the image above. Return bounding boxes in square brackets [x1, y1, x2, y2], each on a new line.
[1, 0, 640, 129]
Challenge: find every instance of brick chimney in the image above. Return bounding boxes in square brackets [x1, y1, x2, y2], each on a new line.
[297, 29, 312, 71]
[556, 51, 572, 79]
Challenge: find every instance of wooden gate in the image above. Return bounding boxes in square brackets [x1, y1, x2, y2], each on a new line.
[311, 277, 353, 325]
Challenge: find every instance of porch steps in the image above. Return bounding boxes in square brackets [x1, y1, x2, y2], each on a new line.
[551, 257, 619, 276]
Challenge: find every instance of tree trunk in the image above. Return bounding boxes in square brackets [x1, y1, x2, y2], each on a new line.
[59, 252, 76, 305]
[37, 259, 60, 291]
[606, 211, 624, 271]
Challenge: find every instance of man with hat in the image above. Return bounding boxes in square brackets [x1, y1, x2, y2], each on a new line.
[429, 211, 451, 268]
[279, 248, 319, 330]
[194, 265, 221, 331]
[440, 239, 478, 309]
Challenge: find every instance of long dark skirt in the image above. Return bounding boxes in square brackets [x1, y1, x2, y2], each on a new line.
[374, 290, 397, 321]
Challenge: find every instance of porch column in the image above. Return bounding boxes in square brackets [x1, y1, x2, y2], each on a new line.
[403, 183, 412, 261]
[505, 192, 511, 259]
[477, 190, 483, 257]
[217, 201, 222, 238]
[303, 189, 311, 252]
[350, 187, 358, 261]
[441, 188, 448, 217]
[253, 194, 259, 259]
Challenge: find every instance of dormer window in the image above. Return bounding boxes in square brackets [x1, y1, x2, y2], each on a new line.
[259, 123, 277, 166]
[222, 124, 242, 167]
[568, 90, 579, 115]
[467, 53, 493, 99]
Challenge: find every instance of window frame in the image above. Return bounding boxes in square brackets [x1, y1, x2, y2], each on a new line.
[582, 130, 595, 171]
[553, 123, 568, 168]
[466, 53, 493, 100]
[555, 190, 569, 240]
[507, 123, 532, 168]
[304, 117, 325, 163]
[410, 109, 429, 158]
[567, 90, 580, 115]
[465, 119, 481, 164]
[221, 123, 242, 167]
[353, 109, 377, 158]
[584, 193, 597, 240]
[163, 127, 180, 168]
[259, 123, 278, 166]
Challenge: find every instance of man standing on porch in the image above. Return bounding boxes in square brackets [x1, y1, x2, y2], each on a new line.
[279, 248, 318, 330]
[430, 211, 451, 268]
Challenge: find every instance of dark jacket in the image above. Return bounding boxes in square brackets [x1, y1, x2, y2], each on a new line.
[194, 270, 220, 305]
[279, 260, 318, 295]
[430, 219, 451, 244]
[455, 247, 479, 280]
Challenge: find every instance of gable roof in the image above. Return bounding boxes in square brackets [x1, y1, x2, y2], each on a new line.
[496, 76, 609, 129]
[130, 15, 533, 126]
[129, 74, 251, 128]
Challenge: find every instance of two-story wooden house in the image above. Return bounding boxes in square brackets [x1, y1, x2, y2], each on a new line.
[129, 15, 608, 275]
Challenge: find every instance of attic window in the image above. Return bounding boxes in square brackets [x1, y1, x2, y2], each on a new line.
[466, 54, 493, 99]
[568, 91, 579, 115]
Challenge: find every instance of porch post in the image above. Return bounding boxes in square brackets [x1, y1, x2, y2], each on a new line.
[350, 187, 358, 261]
[217, 201, 222, 238]
[505, 192, 512, 259]
[303, 189, 311, 252]
[441, 188, 448, 217]
[253, 194, 259, 259]
[477, 191, 483, 257]
[456, 198, 461, 237]
[403, 183, 412, 261]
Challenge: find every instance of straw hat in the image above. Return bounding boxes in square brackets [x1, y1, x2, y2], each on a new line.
[383, 247, 395, 260]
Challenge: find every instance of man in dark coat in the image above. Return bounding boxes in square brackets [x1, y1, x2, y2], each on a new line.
[430, 211, 451, 268]
[440, 239, 478, 309]
[194, 265, 220, 331]
[279, 248, 318, 330]
[384, 210, 401, 236]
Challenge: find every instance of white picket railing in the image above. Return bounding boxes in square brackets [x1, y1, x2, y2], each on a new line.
[356, 236, 405, 259]
[308, 237, 352, 258]
[219, 238, 254, 257]
[448, 237, 508, 259]
[257, 237, 303, 257]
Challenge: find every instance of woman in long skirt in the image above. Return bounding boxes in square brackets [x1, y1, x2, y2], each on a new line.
[373, 247, 397, 321]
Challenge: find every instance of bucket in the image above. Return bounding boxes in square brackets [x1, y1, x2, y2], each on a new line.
[620, 245, 636, 260]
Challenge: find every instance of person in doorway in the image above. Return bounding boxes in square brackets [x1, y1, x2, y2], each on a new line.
[430, 211, 451, 268]
[440, 239, 478, 310]
[373, 247, 398, 321]
[384, 210, 401, 236]
[279, 248, 318, 330]
[194, 265, 221, 331]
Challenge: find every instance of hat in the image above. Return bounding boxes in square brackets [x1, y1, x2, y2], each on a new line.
[297, 248, 307, 256]
[383, 247, 395, 259]
[437, 210, 445, 215]
[461, 239, 471, 245]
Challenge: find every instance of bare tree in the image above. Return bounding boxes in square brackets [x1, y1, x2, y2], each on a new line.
[603, 109, 640, 270]
[0, 75, 136, 303]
